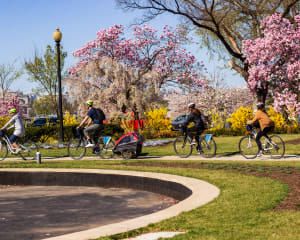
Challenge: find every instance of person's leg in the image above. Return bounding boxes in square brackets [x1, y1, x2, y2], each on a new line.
[255, 130, 264, 155]
[187, 127, 197, 144]
[195, 129, 203, 151]
[84, 125, 97, 146]
[93, 125, 103, 144]
[9, 135, 20, 153]
[262, 126, 274, 140]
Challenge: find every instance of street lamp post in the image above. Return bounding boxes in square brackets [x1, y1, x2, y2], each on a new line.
[53, 28, 64, 142]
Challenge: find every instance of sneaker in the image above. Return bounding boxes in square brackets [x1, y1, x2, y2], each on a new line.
[85, 143, 95, 148]
[257, 152, 263, 157]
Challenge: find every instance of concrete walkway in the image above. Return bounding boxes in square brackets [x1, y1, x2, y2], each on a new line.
[2, 154, 300, 162]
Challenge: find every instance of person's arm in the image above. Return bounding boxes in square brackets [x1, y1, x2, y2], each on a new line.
[77, 115, 90, 129]
[248, 111, 260, 125]
[86, 118, 92, 126]
[183, 114, 193, 127]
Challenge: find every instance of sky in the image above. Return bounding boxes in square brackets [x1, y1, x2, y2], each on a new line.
[0, 0, 245, 93]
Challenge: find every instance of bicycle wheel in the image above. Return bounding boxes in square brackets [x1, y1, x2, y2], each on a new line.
[268, 135, 285, 159]
[239, 135, 259, 159]
[19, 140, 38, 160]
[0, 141, 8, 161]
[68, 138, 86, 160]
[199, 135, 216, 158]
[174, 136, 192, 158]
[98, 137, 115, 159]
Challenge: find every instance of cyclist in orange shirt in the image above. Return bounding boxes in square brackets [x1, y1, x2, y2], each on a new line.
[247, 103, 275, 157]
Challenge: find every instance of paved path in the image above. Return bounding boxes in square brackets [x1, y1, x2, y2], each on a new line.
[2, 154, 300, 162]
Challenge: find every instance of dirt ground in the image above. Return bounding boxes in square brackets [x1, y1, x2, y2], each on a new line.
[126, 162, 300, 210]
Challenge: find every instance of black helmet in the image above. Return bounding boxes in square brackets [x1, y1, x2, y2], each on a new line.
[188, 103, 195, 108]
[256, 102, 265, 109]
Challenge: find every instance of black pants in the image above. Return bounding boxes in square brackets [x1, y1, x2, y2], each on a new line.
[187, 126, 204, 144]
[256, 126, 274, 151]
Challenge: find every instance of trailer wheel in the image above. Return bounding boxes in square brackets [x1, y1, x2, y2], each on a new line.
[122, 151, 132, 160]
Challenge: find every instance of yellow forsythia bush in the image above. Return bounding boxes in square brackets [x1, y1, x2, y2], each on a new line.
[0, 117, 10, 128]
[267, 106, 286, 129]
[144, 107, 172, 133]
[227, 106, 253, 131]
[63, 111, 79, 126]
[210, 109, 225, 129]
[120, 112, 135, 133]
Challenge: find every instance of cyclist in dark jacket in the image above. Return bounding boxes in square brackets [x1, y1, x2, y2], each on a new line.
[183, 103, 205, 149]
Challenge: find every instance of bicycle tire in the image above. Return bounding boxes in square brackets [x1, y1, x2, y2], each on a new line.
[239, 135, 259, 159]
[269, 135, 285, 159]
[19, 140, 38, 160]
[199, 135, 216, 158]
[174, 136, 192, 158]
[98, 137, 115, 159]
[0, 141, 8, 161]
[68, 138, 86, 160]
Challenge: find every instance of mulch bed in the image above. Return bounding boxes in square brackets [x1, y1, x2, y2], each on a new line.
[285, 138, 300, 145]
[124, 162, 300, 211]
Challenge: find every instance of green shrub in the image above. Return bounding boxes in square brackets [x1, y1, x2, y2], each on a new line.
[22, 124, 124, 143]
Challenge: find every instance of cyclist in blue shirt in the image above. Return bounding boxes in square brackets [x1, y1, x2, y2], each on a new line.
[77, 100, 104, 147]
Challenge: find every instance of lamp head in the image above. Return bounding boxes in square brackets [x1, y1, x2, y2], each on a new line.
[53, 28, 62, 42]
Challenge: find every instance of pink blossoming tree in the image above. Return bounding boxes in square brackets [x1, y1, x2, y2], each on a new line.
[67, 24, 205, 118]
[0, 93, 22, 117]
[242, 13, 300, 113]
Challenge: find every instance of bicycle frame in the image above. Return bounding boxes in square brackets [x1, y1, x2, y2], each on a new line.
[1, 134, 15, 153]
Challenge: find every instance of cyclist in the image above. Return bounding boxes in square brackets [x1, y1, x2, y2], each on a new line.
[247, 102, 275, 157]
[0, 108, 25, 153]
[182, 103, 205, 151]
[77, 100, 105, 148]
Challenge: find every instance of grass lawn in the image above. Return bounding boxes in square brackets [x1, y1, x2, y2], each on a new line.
[0, 159, 299, 239]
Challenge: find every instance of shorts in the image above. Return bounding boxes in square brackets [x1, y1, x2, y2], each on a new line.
[9, 134, 19, 144]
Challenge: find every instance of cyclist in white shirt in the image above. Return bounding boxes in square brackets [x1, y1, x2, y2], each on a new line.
[0, 108, 25, 153]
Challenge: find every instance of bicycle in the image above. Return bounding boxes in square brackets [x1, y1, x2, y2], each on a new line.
[174, 129, 217, 158]
[67, 127, 115, 160]
[239, 125, 285, 159]
[0, 130, 38, 161]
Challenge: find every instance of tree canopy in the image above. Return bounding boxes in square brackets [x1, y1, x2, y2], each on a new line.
[67, 24, 205, 118]
[116, 0, 300, 102]
[24, 45, 67, 116]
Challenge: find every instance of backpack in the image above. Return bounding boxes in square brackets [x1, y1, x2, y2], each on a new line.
[95, 108, 106, 123]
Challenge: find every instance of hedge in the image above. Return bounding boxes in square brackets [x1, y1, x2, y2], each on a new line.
[20, 124, 124, 143]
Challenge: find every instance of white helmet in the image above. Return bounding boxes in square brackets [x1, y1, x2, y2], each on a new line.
[188, 103, 195, 108]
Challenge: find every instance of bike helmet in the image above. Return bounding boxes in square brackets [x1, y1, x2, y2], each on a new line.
[9, 108, 17, 114]
[86, 100, 93, 106]
[188, 103, 195, 108]
[246, 124, 253, 131]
